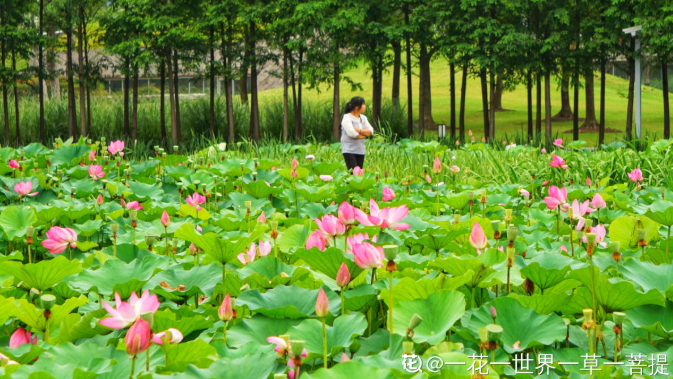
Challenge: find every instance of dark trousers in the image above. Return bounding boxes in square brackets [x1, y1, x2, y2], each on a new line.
[343, 153, 365, 172]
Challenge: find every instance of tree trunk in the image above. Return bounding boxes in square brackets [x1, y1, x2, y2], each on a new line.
[480, 68, 489, 140]
[222, 27, 234, 146]
[132, 66, 139, 141]
[173, 52, 181, 143]
[290, 47, 303, 140]
[47, 28, 61, 102]
[66, 12, 77, 138]
[573, 62, 579, 140]
[663, 60, 670, 140]
[1, 4, 8, 144]
[493, 74, 504, 111]
[240, 29, 249, 105]
[77, 6, 87, 137]
[626, 38, 635, 141]
[391, 41, 401, 108]
[450, 62, 456, 139]
[248, 22, 260, 142]
[545, 72, 552, 146]
[209, 25, 216, 138]
[372, 56, 383, 129]
[418, 44, 435, 138]
[12, 55, 19, 145]
[536, 73, 542, 137]
[527, 70, 533, 141]
[553, 73, 573, 120]
[459, 63, 468, 142]
[123, 62, 130, 139]
[332, 61, 340, 142]
[405, 11, 413, 136]
[84, 18, 92, 132]
[159, 58, 167, 148]
[166, 47, 177, 146]
[38, 0, 46, 142]
[581, 67, 598, 129]
[489, 70, 496, 141]
[282, 43, 289, 143]
[599, 58, 606, 145]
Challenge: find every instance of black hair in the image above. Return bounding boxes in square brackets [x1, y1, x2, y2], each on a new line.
[344, 96, 366, 114]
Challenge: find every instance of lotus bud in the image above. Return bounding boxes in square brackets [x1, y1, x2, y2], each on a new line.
[40, 294, 56, 310]
[189, 243, 198, 255]
[478, 327, 488, 342]
[402, 341, 414, 355]
[486, 324, 503, 342]
[490, 305, 497, 321]
[336, 263, 350, 288]
[315, 288, 330, 318]
[613, 312, 626, 326]
[289, 340, 305, 357]
[585, 233, 596, 245]
[609, 241, 620, 252]
[490, 220, 501, 232]
[408, 314, 423, 331]
[637, 229, 646, 240]
[383, 245, 399, 261]
[507, 225, 518, 241]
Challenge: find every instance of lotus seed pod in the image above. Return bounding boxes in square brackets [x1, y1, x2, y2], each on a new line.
[613, 312, 626, 326]
[586, 233, 597, 245]
[173, 145, 179, 152]
[467, 192, 474, 201]
[270, 220, 278, 231]
[486, 324, 503, 342]
[454, 213, 460, 223]
[383, 245, 399, 261]
[583, 309, 594, 322]
[408, 314, 423, 331]
[26, 226, 35, 238]
[584, 219, 593, 228]
[110, 224, 119, 233]
[637, 229, 646, 240]
[129, 210, 138, 221]
[40, 294, 56, 310]
[507, 225, 518, 241]
[576, 230, 584, 239]
[144, 235, 156, 246]
[505, 209, 513, 218]
[245, 201, 252, 210]
[478, 327, 488, 342]
[402, 341, 414, 355]
[609, 241, 620, 252]
[567, 207, 574, 220]
[289, 340, 305, 357]
[490, 220, 501, 232]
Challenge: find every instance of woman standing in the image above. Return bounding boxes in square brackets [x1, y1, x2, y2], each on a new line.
[341, 96, 374, 173]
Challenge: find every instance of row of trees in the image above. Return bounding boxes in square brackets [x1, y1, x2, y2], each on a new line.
[0, 0, 672, 148]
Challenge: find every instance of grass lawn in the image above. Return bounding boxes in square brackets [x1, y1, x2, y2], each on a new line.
[259, 56, 671, 145]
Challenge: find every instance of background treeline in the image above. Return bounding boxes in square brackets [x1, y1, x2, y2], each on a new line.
[0, 0, 672, 150]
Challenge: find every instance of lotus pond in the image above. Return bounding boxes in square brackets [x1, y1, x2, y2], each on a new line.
[1, 138, 673, 379]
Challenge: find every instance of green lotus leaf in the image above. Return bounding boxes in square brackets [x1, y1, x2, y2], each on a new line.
[174, 222, 266, 265]
[292, 247, 364, 283]
[0, 205, 37, 240]
[236, 285, 341, 319]
[393, 289, 466, 345]
[227, 314, 305, 346]
[277, 223, 309, 253]
[15, 295, 88, 334]
[626, 302, 673, 339]
[520, 253, 573, 290]
[608, 215, 660, 248]
[287, 313, 368, 361]
[620, 258, 673, 294]
[160, 339, 217, 373]
[0, 255, 82, 291]
[145, 263, 223, 298]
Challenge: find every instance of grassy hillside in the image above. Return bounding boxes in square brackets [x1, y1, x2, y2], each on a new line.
[259, 56, 670, 145]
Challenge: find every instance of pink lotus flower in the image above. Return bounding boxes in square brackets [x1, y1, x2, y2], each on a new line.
[449, 165, 460, 173]
[628, 168, 643, 182]
[305, 230, 327, 251]
[9, 327, 37, 349]
[560, 245, 568, 252]
[218, 294, 234, 321]
[468, 130, 473, 136]
[382, 187, 395, 202]
[583, 224, 607, 247]
[125, 318, 152, 356]
[88, 165, 105, 181]
[305, 155, 315, 160]
[291, 157, 299, 170]
[98, 290, 161, 330]
[351, 242, 384, 269]
[126, 201, 143, 210]
[353, 166, 364, 176]
[346, 232, 377, 252]
[89, 150, 96, 162]
[186, 192, 206, 211]
[432, 157, 442, 174]
[586, 177, 592, 186]
[257, 212, 267, 223]
[425, 174, 432, 183]
[238, 243, 257, 265]
[553, 138, 564, 147]
[152, 328, 183, 345]
[336, 263, 350, 287]
[456, 140, 461, 146]
[505, 143, 517, 150]
[544, 186, 569, 211]
[315, 214, 346, 237]
[14, 181, 38, 197]
[97, 194, 104, 205]
[290, 169, 298, 179]
[591, 193, 606, 209]
[8, 159, 19, 169]
[481, 137, 486, 143]
[550, 155, 568, 169]
[108, 140, 125, 156]
[354, 199, 411, 231]
[541, 148, 547, 154]
[469, 222, 488, 254]
[267, 337, 308, 358]
[570, 199, 594, 219]
[259, 240, 272, 256]
[41, 226, 78, 254]
[520, 189, 530, 198]
[161, 210, 170, 227]
[319, 175, 333, 182]
[338, 202, 356, 225]
[315, 288, 329, 318]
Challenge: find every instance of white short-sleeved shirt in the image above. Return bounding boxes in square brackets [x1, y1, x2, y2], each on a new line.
[340, 113, 374, 155]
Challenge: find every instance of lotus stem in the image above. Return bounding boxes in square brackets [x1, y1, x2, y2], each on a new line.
[321, 318, 328, 368]
[146, 348, 150, 372]
[389, 274, 394, 334]
[667, 226, 671, 254]
[570, 222, 575, 257]
[164, 226, 169, 257]
[223, 321, 228, 346]
[28, 245, 32, 264]
[436, 185, 440, 217]
[340, 290, 345, 316]
[130, 355, 136, 379]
